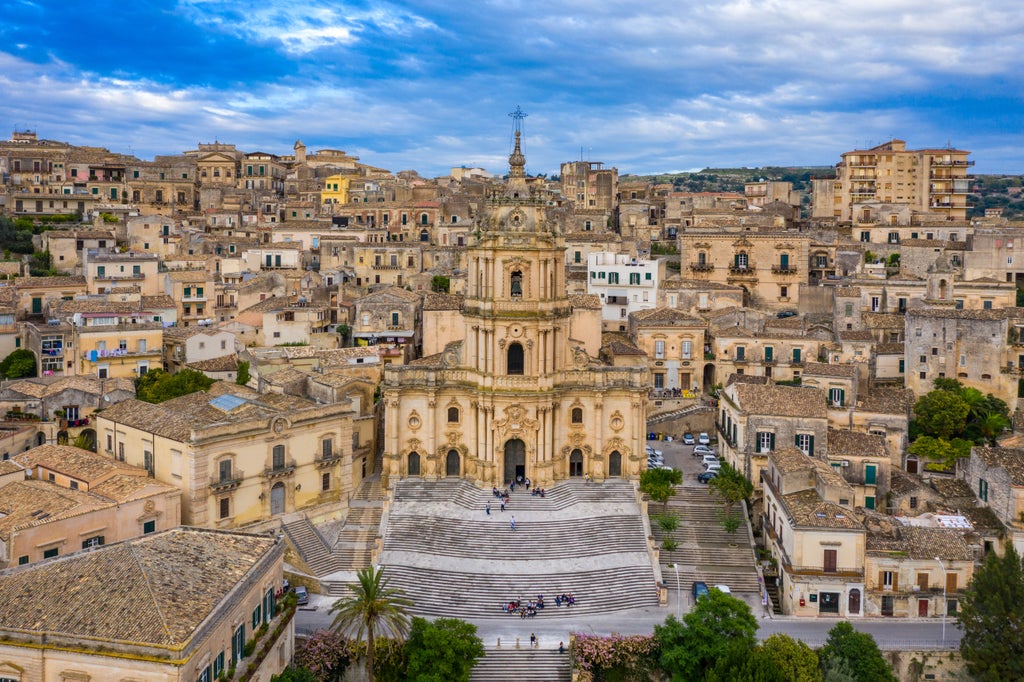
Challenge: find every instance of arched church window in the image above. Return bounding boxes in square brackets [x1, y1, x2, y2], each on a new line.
[508, 343, 524, 375]
[571, 407, 583, 424]
[447, 407, 460, 423]
[510, 270, 523, 298]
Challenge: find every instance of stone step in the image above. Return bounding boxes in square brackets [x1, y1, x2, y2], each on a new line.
[470, 647, 571, 682]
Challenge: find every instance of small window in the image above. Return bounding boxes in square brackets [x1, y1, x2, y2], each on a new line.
[322, 472, 331, 491]
[447, 407, 460, 423]
[144, 520, 156, 534]
[571, 407, 583, 424]
[220, 497, 230, 519]
[43, 547, 59, 559]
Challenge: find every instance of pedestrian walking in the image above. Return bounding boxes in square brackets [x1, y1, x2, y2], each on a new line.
[525, 477, 531, 490]
[486, 502, 491, 515]
[500, 499, 505, 512]
[510, 515, 516, 531]
[530, 632, 537, 647]
[559, 641, 565, 654]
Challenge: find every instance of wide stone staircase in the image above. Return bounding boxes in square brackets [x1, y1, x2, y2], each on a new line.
[470, 647, 571, 681]
[379, 478, 659, 620]
[284, 475, 384, 590]
[653, 486, 761, 595]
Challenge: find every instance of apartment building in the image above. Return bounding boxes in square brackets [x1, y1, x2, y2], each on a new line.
[812, 139, 971, 221]
[81, 248, 161, 296]
[587, 252, 664, 331]
[627, 307, 706, 393]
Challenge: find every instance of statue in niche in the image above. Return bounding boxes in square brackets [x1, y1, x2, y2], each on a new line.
[510, 270, 523, 297]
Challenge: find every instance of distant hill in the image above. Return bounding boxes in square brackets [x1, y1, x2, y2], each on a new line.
[969, 174, 1024, 219]
[621, 166, 835, 193]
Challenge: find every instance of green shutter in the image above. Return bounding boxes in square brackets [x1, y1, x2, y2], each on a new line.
[765, 346, 773, 361]
[840, 389, 846, 406]
[865, 496, 875, 510]
[769, 433, 775, 451]
[865, 464, 877, 485]
[808, 435, 815, 456]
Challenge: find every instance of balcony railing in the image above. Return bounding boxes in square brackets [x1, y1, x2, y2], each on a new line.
[716, 421, 736, 448]
[82, 348, 155, 361]
[785, 563, 864, 578]
[771, 265, 798, 274]
[210, 469, 245, 490]
[263, 459, 297, 478]
[689, 263, 715, 272]
[315, 451, 343, 466]
[728, 264, 756, 275]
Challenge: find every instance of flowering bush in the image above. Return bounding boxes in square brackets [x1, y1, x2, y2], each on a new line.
[294, 630, 354, 682]
[572, 632, 660, 682]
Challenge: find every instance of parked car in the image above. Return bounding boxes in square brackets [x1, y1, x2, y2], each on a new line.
[698, 432, 711, 445]
[693, 444, 715, 456]
[647, 446, 664, 457]
[701, 454, 720, 466]
[714, 584, 732, 594]
[692, 581, 709, 600]
[704, 461, 722, 473]
[682, 433, 696, 445]
[697, 471, 718, 483]
[776, 309, 798, 319]
[294, 585, 309, 606]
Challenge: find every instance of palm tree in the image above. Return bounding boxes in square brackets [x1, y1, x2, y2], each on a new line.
[329, 566, 413, 682]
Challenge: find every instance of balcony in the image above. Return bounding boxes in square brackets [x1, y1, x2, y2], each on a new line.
[315, 450, 343, 467]
[785, 563, 864, 578]
[94, 273, 146, 282]
[82, 348, 155, 361]
[728, 264, 756, 275]
[210, 469, 244, 491]
[716, 421, 736, 448]
[181, 294, 208, 302]
[689, 262, 715, 272]
[931, 159, 974, 167]
[263, 458, 297, 479]
[771, 265, 798, 275]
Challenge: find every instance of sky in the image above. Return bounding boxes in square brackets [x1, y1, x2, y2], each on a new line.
[2, 0, 1024, 178]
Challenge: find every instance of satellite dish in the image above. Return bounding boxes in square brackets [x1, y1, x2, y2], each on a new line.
[103, 396, 110, 402]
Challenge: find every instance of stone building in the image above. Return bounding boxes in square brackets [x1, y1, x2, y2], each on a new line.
[0, 528, 290, 681]
[962, 446, 1024, 555]
[627, 307, 706, 393]
[381, 132, 648, 488]
[94, 382, 359, 528]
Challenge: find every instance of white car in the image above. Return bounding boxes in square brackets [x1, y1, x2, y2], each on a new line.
[714, 584, 731, 594]
[701, 453, 719, 465]
[693, 445, 715, 456]
[646, 446, 664, 457]
[704, 461, 722, 473]
[698, 432, 711, 445]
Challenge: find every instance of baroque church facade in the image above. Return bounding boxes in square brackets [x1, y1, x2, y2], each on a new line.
[381, 131, 649, 488]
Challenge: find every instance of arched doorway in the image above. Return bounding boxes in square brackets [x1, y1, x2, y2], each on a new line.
[270, 482, 286, 515]
[569, 449, 583, 477]
[739, 285, 750, 307]
[407, 451, 420, 476]
[35, 431, 46, 446]
[703, 364, 715, 390]
[608, 450, 622, 477]
[56, 430, 69, 445]
[848, 588, 861, 615]
[445, 449, 461, 477]
[78, 428, 96, 452]
[504, 439, 526, 484]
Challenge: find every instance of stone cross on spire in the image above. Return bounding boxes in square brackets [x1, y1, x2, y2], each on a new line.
[507, 106, 528, 181]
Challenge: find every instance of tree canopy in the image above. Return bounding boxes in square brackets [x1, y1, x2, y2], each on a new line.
[959, 543, 1024, 681]
[134, 368, 215, 404]
[910, 379, 1012, 470]
[655, 588, 758, 680]
[818, 622, 895, 682]
[329, 566, 413, 682]
[640, 467, 682, 511]
[404, 617, 484, 682]
[913, 389, 970, 440]
[0, 348, 37, 379]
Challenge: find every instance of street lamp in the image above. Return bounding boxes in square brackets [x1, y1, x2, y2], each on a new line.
[672, 563, 681, 619]
[935, 556, 947, 644]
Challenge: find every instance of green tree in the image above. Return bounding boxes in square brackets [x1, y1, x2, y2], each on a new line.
[759, 634, 821, 682]
[819, 622, 895, 682]
[959, 543, 1024, 681]
[708, 461, 753, 530]
[906, 435, 972, 471]
[271, 668, 318, 682]
[236, 361, 251, 385]
[704, 642, 788, 682]
[329, 566, 413, 682]
[640, 467, 682, 512]
[430, 275, 450, 293]
[404, 617, 484, 682]
[294, 628, 352, 681]
[912, 389, 970, 440]
[134, 368, 215, 403]
[0, 348, 37, 379]
[655, 589, 758, 680]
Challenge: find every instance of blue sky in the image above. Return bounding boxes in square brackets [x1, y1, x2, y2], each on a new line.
[2, 0, 1023, 177]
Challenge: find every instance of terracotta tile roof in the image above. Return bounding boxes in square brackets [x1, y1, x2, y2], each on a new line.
[88, 474, 178, 503]
[600, 333, 646, 356]
[143, 295, 179, 309]
[803, 362, 859, 378]
[888, 469, 924, 497]
[12, 445, 143, 483]
[858, 388, 912, 415]
[866, 525, 973, 561]
[0, 459, 23, 476]
[929, 477, 974, 499]
[630, 307, 706, 326]
[863, 313, 905, 329]
[163, 326, 229, 341]
[318, 347, 380, 365]
[839, 330, 875, 342]
[186, 354, 238, 372]
[423, 293, 465, 310]
[356, 286, 421, 304]
[0, 479, 103, 540]
[14, 276, 87, 289]
[726, 373, 769, 386]
[781, 489, 863, 529]
[661, 277, 743, 291]
[770, 446, 816, 474]
[733, 383, 827, 418]
[261, 366, 308, 386]
[972, 446, 1024, 485]
[876, 342, 904, 354]
[0, 375, 134, 400]
[166, 270, 211, 282]
[828, 430, 887, 458]
[0, 529, 278, 647]
[902, 238, 967, 250]
[568, 294, 602, 309]
[908, 306, 1024, 322]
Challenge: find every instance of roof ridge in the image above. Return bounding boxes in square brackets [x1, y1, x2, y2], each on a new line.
[129, 540, 175, 644]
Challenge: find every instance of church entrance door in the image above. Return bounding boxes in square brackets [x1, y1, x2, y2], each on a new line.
[569, 449, 584, 477]
[503, 438, 526, 484]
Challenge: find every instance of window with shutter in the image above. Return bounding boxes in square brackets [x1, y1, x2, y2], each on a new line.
[823, 549, 837, 573]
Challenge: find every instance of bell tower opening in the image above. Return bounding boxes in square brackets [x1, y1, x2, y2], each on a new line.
[507, 343, 524, 375]
[510, 270, 523, 298]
